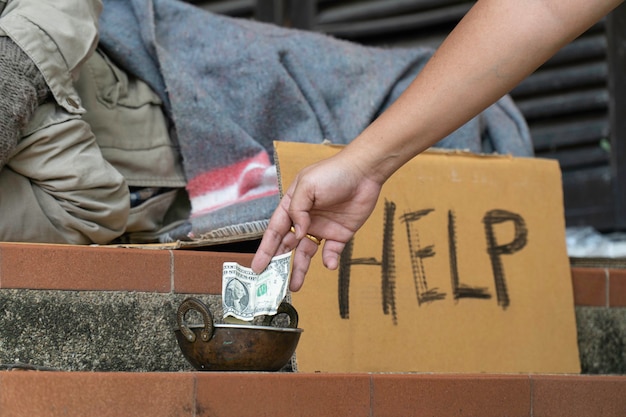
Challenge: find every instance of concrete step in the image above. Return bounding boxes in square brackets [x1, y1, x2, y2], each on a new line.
[0, 243, 248, 372]
[0, 243, 625, 416]
[1, 243, 625, 373]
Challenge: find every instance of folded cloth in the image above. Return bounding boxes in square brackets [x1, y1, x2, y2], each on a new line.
[98, 0, 533, 244]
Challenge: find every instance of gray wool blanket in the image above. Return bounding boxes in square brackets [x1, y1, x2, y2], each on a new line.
[98, 0, 533, 244]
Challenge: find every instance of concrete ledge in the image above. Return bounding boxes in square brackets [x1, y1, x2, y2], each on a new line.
[0, 244, 624, 373]
[0, 290, 220, 372]
[0, 288, 623, 373]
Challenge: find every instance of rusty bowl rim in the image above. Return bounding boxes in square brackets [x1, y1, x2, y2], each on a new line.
[175, 323, 303, 333]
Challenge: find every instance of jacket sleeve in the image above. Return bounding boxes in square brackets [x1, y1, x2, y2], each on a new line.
[1, 102, 130, 245]
[0, 0, 130, 244]
[0, 0, 102, 115]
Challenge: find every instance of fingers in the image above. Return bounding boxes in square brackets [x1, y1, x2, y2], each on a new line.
[253, 161, 349, 288]
[251, 225, 297, 274]
[251, 195, 295, 274]
[284, 174, 314, 240]
[289, 238, 346, 292]
[251, 229, 284, 274]
[251, 176, 315, 274]
[253, 222, 330, 293]
[289, 235, 320, 291]
[320, 239, 345, 271]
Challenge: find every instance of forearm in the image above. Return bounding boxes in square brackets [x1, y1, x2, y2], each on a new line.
[344, 0, 623, 184]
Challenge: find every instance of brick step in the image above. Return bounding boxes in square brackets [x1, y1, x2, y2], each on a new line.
[0, 243, 624, 373]
[1, 371, 625, 417]
[0, 242, 624, 305]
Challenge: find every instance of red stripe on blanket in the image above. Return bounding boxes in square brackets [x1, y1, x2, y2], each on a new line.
[190, 188, 279, 218]
[186, 151, 279, 215]
[186, 152, 272, 198]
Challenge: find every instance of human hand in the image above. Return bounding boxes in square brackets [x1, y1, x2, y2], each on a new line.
[251, 151, 383, 291]
[0, 36, 49, 169]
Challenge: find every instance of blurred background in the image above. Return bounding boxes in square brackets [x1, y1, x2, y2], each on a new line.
[187, 0, 626, 235]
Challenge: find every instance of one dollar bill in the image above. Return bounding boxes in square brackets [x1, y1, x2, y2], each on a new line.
[222, 252, 292, 321]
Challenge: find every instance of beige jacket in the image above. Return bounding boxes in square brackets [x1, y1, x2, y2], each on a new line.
[0, 0, 189, 244]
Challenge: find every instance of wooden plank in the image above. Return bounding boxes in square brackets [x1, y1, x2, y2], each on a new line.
[315, 3, 471, 39]
[192, 0, 254, 16]
[606, 3, 626, 230]
[512, 62, 607, 97]
[562, 166, 615, 230]
[287, 0, 316, 29]
[541, 145, 610, 171]
[530, 117, 609, 152]
[316, 0, 466, 25]
[515, 88, 608, 120]
[256, 0, 284, 25]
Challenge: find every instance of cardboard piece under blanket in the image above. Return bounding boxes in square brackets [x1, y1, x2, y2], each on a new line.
[275, 141, 580, 374]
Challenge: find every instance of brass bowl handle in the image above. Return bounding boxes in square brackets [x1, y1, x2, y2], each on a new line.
[263, 301, 299, 328]
[177, 297, 214, 343]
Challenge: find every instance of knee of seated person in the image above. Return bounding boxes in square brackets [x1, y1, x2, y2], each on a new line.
[60, 171, 132, 245]
[22, 163, 131, 245]
[0, 166, 129, 245]
[9, 104, 132, 244]
[90, 180, 131, 244]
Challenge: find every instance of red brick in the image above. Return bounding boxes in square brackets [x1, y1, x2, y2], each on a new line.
[0, 243, 171, 292]
[195, 372, 371, 417]
[371, 373, 531, 417]
[608, 269, 626, 307]
[0, 371, 195, 417]
[173, 250, 253, 294]
[531, 374, 626, 417]
[571, 267, 607, 307]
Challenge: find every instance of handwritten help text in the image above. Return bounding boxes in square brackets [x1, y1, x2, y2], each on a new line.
[338, 200, 528, 324]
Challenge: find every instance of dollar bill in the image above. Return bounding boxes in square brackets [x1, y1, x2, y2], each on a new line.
[222, 252, 292, 321]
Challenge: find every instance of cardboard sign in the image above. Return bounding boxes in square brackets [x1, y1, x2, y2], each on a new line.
[275, 141, 580, 374]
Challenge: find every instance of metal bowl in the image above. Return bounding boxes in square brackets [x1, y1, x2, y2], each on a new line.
[174, 297, 302, 371]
